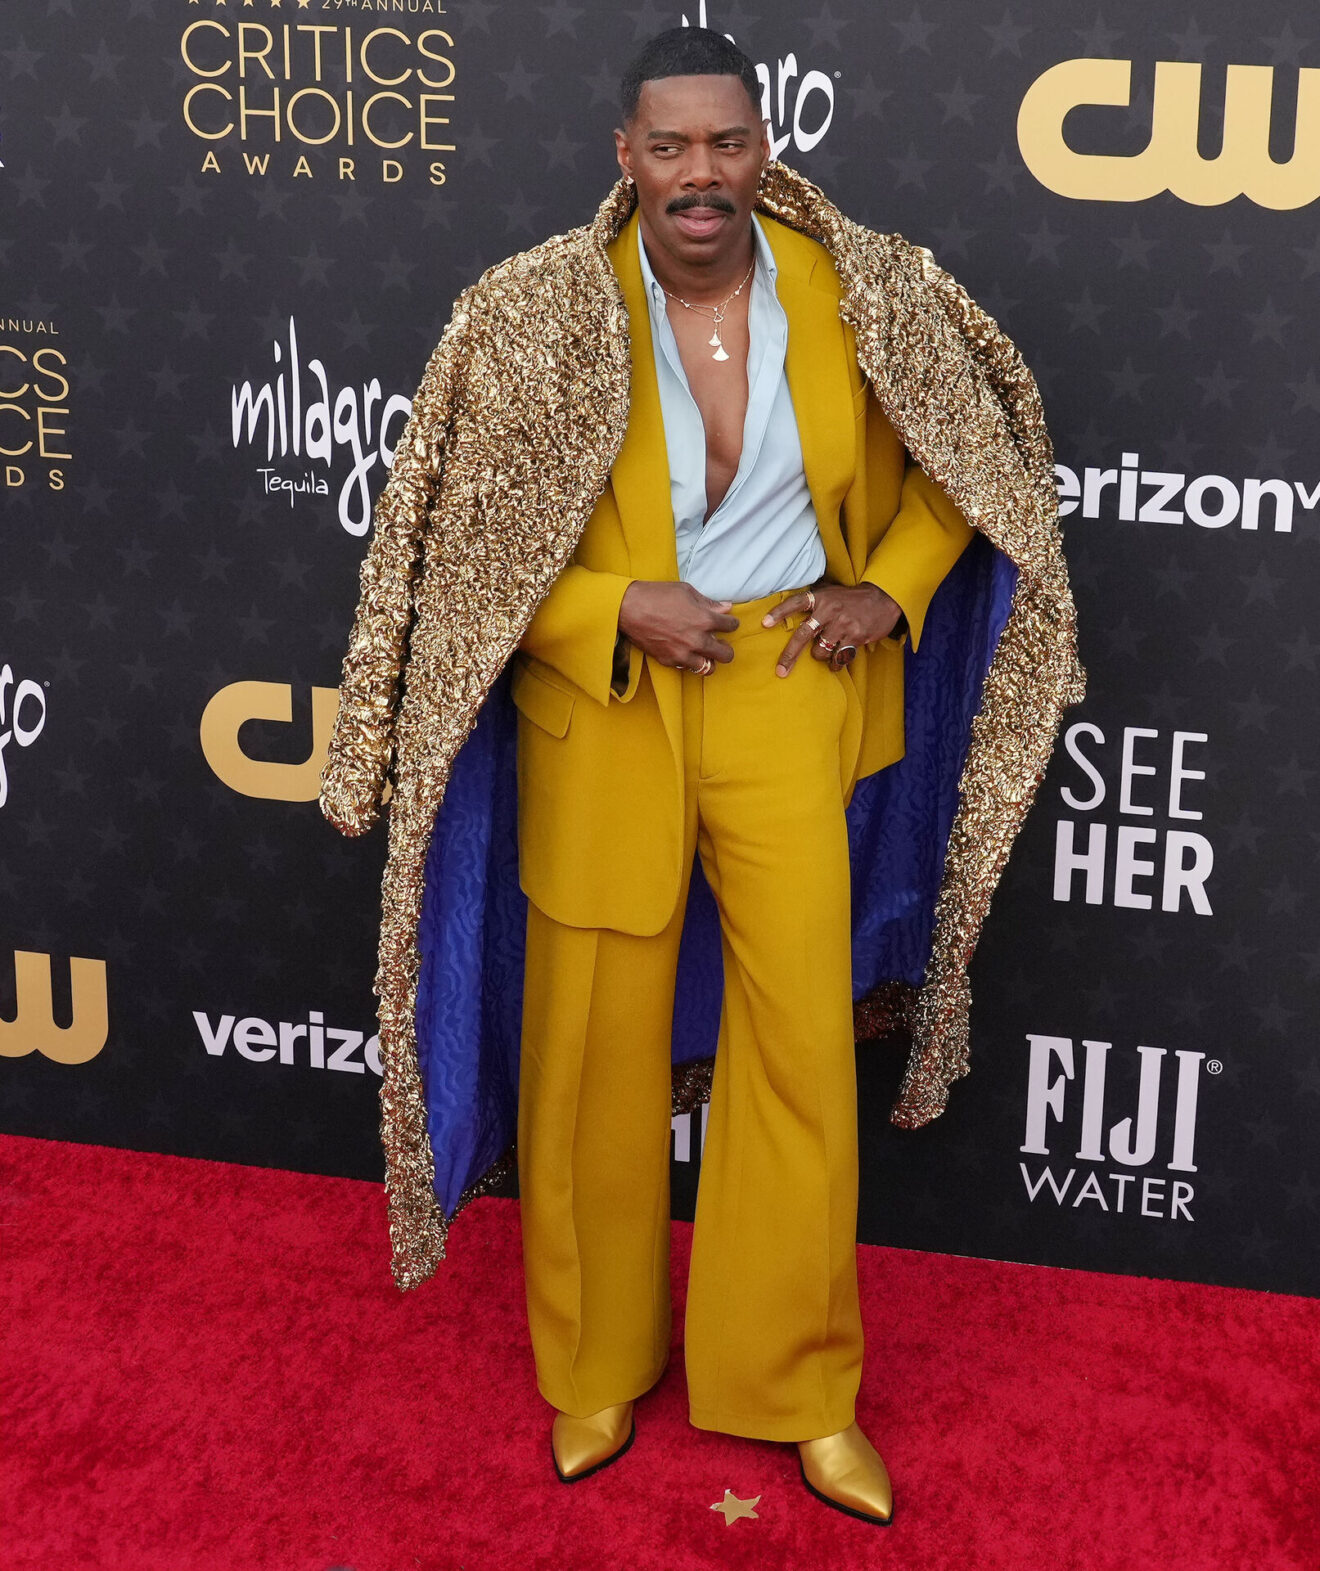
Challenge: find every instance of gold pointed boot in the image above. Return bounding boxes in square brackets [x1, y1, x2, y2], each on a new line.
[551, 1400, 636, 1483]
[797, 1421, 894, 1525]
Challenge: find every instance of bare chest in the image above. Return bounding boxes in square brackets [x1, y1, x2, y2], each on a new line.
[665, 295, 751, 520]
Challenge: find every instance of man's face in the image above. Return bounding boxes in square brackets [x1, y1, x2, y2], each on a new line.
[614, 74, 770, 273]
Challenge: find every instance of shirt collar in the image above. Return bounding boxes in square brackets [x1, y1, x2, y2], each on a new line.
[637, 212, 776, 319]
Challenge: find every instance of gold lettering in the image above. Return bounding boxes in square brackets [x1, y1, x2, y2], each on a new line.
[287, 86, 343, 146]
[419, 94, 453, 151]
[36, 407, 70, 460]
[183, 82, 234, 140]
[237, 23, 276, 82]
[0, 345, 29, 400]
[239, 86, 283, 141]
[417, 29, 455, 90]
[361, 27, 411, 87]
[32, 348, 69, 403]
[362, 90, 411, 149]
[180, 18, 230, 79]
[0, 404, 32, 458]
[299, 24, 339, 83]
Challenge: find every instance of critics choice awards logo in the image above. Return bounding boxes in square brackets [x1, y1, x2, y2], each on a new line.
[179, 1, 455, 187]
[1, 317, 71, 495]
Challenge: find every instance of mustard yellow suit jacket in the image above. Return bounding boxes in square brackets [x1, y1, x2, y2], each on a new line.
[511, 211, 975, 936]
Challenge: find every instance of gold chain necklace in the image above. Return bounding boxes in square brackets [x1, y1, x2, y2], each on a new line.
[661, 255, 756, 362]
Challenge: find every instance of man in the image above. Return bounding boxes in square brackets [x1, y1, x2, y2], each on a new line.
[321, 26, 1082, 1531]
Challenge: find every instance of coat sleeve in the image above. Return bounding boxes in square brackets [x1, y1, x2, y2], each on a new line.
[319, 290, 474, 836]
[516, 565, 640, 707]
[859, 458, 976, 651]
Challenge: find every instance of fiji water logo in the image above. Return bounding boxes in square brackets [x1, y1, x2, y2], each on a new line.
[682, 2, 836, 159]
[230, 316, 412, 537]
[1019, 1033, 1213, 1223]
[0, 664, 47, 810]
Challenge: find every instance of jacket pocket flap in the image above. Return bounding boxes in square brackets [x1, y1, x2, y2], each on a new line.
[511, 661, 575, 738]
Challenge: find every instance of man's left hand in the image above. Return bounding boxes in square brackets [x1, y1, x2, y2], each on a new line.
[762, 582, 903, 677]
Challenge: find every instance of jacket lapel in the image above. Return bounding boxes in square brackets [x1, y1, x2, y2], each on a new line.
[762, 219, 856, 587]
[607, 213, 680, 583]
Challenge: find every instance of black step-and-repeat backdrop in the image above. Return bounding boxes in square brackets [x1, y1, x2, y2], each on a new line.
[3, 1, 1316, 1297]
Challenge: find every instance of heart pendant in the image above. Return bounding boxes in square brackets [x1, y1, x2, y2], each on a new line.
[712, 345, 730, 362]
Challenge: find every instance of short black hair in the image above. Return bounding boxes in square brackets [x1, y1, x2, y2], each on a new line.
[619, 26, 762, 124]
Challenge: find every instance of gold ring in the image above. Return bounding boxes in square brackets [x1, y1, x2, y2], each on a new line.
[830, 643, 857, 669]
[803, 587, 816, 614]
[804, 615, 823, 634]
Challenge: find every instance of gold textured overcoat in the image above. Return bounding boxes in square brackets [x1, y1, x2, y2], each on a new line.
[320, 164, 1085, 1292]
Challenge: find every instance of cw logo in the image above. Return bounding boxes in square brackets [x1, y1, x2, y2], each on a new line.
[201, 681, 340, 801]
[0, 951, 109, 1063]
[1018, 59, 1320, 208]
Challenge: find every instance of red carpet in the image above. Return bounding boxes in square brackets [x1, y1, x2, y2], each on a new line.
[1, 1133, 1316, 1571]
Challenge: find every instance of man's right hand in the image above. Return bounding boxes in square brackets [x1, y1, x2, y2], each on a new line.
[618, 581, 739, 671]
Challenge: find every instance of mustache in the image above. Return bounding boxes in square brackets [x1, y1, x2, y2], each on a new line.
[666, 192, 737, 215]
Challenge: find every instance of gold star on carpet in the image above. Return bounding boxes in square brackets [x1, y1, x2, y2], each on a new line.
[710, 1489, 760, 1525]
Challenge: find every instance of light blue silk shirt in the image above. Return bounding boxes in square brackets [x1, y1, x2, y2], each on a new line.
[637, 216, 827, 602]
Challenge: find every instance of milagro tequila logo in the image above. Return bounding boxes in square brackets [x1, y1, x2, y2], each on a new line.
[0, 663, 48, 810]
[682, 2, 836, 159]
[179, 7, 456, 187]
[230, 316, 411, 535]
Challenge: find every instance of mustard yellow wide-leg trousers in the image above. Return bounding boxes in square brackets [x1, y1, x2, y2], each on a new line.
[517, 589, 862, 1442]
